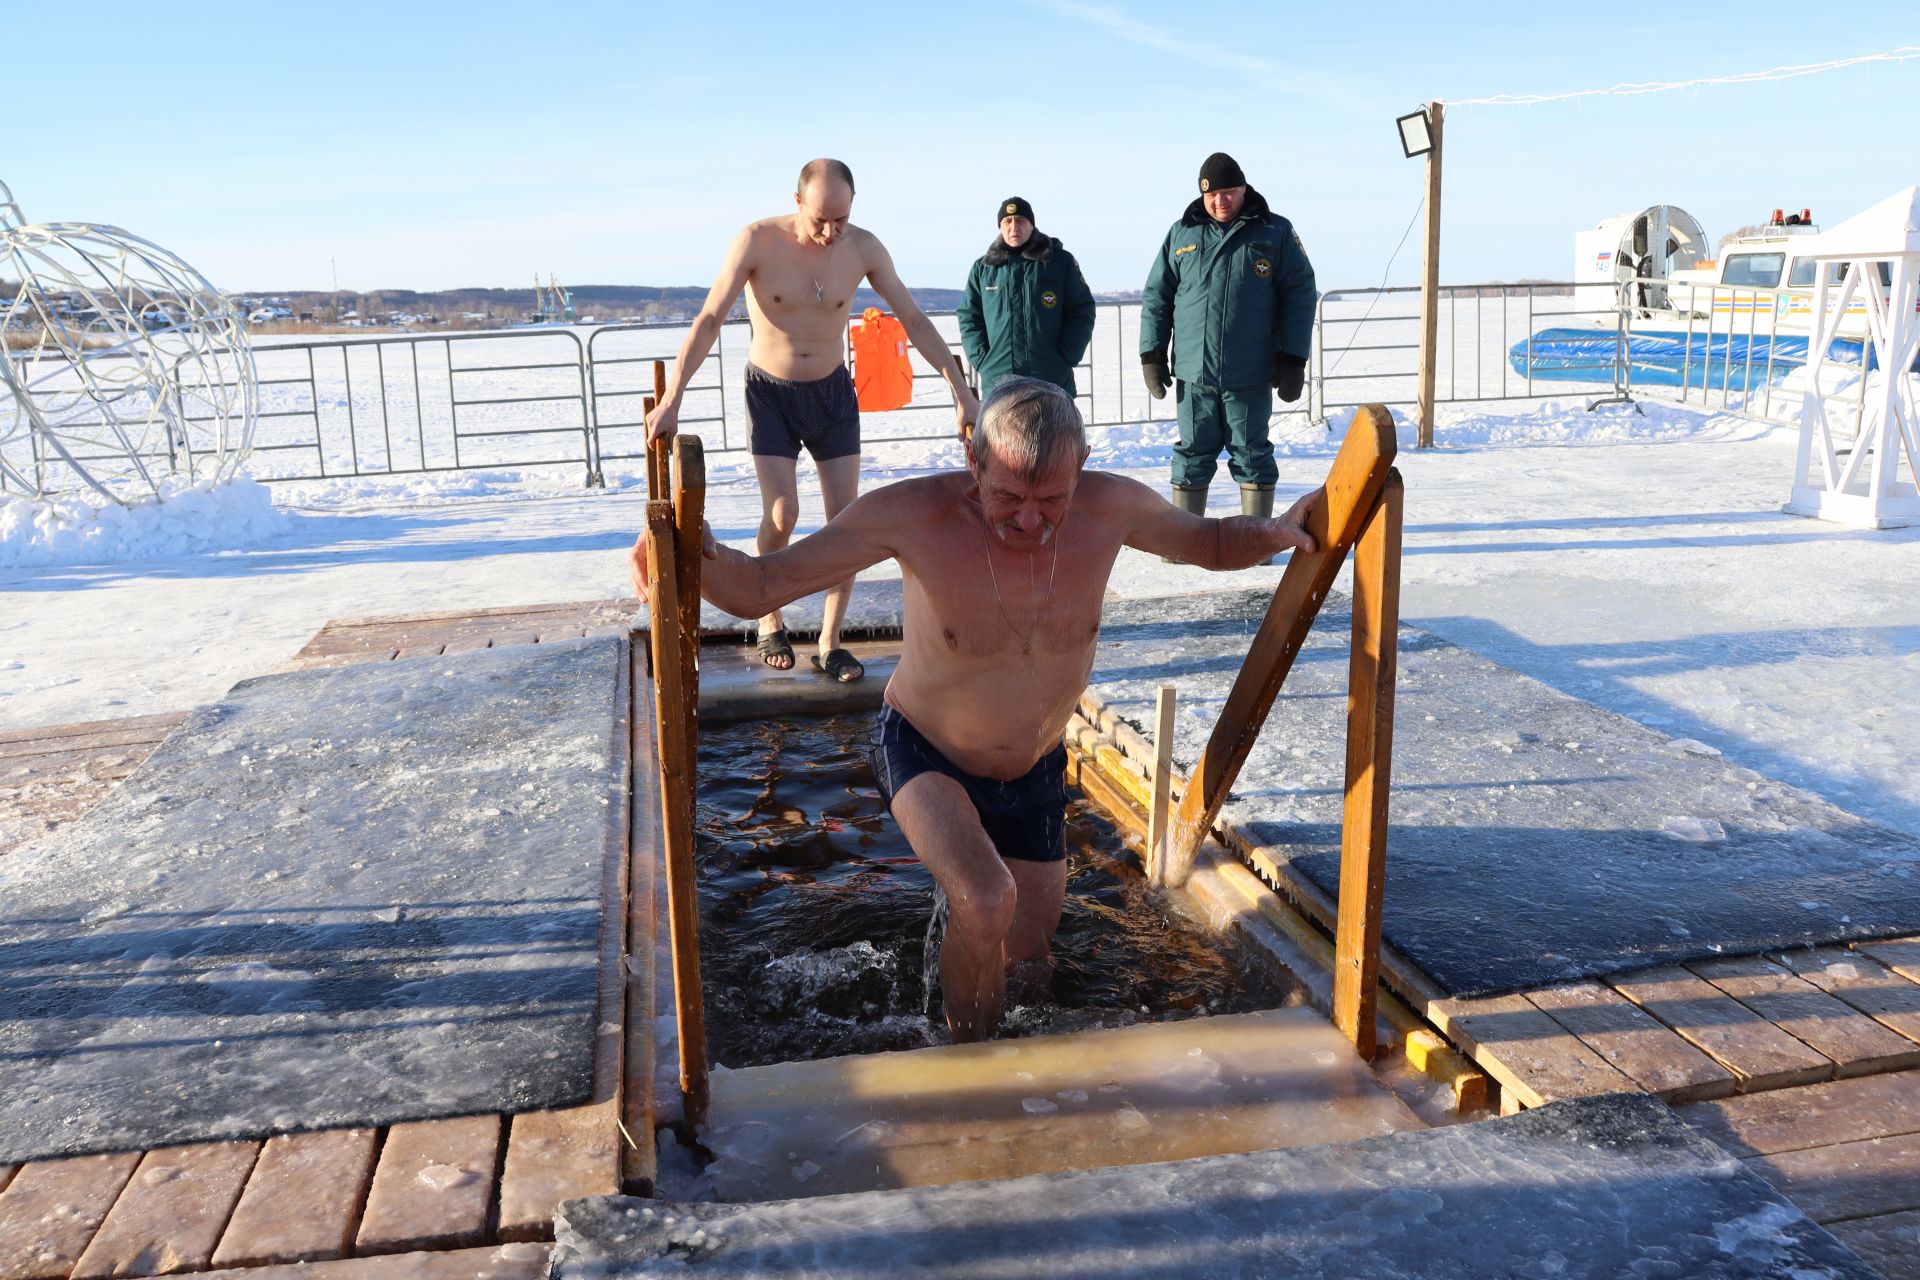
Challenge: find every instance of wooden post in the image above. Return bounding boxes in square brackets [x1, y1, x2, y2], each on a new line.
[646, 418, 673, 505]
[671, 435, 705, 746]
[1332, 471, 1404, 1058]
[1415, 101, 1444, 450]
[1146, 685, 1176, 887]
[954, 353, 976, 442]
[644, 500, 708, 1130]
[1161, 405, 1398, 888]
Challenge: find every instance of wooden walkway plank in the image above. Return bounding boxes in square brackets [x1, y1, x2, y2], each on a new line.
[2, 747, 151, 787]
[496, 1104, 621, 1243]
[72, 1141, 259, 1278]
[354, 1116, 502, 1256]
[0, 723, 184, 762]
[1858, 937, 1920, 986]
[195, 1242, 551, 1279]
[1427, 992, 1635, 1109]
[1825, 1209, 1920, 1280]
[1776, 947, 1920, 1044]
[1679, 1069, 1920, 1159]
[393, 644, 446, 660]
[1745, 1129, 1920, 1223]
[1689, 954, 1920, 1078]
[209, 1128, 378, 1268]
[0, 711, 190, 748]
[0, 1153, 141, 1280]
[1610, 966, 1833, 1090]
[1525, 981, 1736, 1101]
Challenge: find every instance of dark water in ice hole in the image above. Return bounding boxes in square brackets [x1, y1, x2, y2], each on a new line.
[695, 712, 1295, 1069]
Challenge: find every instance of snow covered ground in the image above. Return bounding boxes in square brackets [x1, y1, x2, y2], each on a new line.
[4, 394, 1919, 843]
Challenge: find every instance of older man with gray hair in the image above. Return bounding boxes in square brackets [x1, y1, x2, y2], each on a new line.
[629, 377, 1317, 1041]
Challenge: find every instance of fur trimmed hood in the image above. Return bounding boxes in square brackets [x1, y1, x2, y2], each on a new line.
[982, 231, 1059, 267]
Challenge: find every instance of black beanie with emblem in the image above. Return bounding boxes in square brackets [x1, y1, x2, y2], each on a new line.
[997, 196, 1035, 225]
[1197, 152, 1245, 193]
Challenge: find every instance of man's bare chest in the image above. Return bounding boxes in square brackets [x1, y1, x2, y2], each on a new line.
[748, 248, 865, 314]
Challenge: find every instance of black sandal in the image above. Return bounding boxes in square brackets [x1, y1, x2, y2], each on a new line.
[811, 647, 865, 684]
[755, 627, 794, 671]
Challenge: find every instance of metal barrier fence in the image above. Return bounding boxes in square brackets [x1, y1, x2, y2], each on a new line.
[1627, 279, 1870, 438]
[8, 281, 1880, 496]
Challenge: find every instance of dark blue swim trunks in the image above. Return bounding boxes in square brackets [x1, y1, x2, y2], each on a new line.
[869, 704, 1069, 863]
[744, 362, 861, 461]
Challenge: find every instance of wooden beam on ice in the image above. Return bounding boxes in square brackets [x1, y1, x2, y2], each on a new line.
[1162, 404, 1398, 888]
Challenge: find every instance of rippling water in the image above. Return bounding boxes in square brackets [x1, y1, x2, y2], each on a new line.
[695, 712, 1291, 1068]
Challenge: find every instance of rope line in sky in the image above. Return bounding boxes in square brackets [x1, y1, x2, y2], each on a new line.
[1451, 44, 1920, 107]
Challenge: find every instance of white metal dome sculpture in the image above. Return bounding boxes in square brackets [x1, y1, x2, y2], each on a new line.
[0, 178, 255, 503]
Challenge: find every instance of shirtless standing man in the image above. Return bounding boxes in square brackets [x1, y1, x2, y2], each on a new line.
[644, 158, 978, 683]
[632, 377, 1317, 1041]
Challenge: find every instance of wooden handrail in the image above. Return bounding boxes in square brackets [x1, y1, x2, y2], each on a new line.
[643, 498, 708, 1129]
[1162, 404, 1398, 888]
[1333, 471, 1403, 1057]
[1150, 403, 1403, 1059]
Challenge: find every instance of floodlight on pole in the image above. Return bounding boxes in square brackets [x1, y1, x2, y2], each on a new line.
[1404, 101, 1444, 448]
[1396, 107, 1433, 159]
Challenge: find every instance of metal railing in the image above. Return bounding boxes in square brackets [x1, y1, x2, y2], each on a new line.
[15, 279, 1882, 497]
[1637, 279, 1871, 438]
[1311, 281, 1620, 424]
[243, 328, 596, 484]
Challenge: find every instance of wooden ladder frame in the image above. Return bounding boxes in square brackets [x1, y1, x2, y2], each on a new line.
[640, 389, 712, 1130]
[1163, 404, 1404, 1059]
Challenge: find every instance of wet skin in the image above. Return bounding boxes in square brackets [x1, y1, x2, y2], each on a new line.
[642, 174, 981, 669]
[629, 448, 1317, 1040]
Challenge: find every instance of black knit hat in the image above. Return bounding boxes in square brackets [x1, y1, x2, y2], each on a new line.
[1197, 152, 1245, 193]
[997, 196, 1035, 225]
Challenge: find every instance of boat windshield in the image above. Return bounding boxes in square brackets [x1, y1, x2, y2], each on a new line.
[1723, 252, 1785, 288]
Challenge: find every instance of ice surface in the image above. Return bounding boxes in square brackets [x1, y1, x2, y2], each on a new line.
[1090, 589, 1920, 997]
[552, 1094, 1876, 1279]
[0, 636, 624, 1163]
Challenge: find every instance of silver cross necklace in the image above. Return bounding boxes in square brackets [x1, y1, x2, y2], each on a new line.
[979, 523, 1061, 656]
[808, 237, 839, 303]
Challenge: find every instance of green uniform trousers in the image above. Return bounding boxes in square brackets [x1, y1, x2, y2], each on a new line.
[1173, 382, 1275, 487]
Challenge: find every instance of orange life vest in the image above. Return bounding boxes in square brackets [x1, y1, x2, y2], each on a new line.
[849, 307, 913, 412]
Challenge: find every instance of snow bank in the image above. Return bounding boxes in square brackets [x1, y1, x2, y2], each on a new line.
[0, 476, 289, 569]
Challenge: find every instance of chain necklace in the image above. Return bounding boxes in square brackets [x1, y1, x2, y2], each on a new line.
[808, 235, 839, 303]
[979, 522, 1060, 656]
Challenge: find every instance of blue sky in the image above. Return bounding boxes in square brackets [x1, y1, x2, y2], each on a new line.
[4, 2, 1915, 296]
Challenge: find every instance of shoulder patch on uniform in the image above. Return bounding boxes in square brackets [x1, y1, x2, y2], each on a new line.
[1293, 230, 1307, 256]
[1174, 243, 1199, 256]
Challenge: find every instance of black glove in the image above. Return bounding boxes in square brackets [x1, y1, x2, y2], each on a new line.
[1142, 347, 1171, 400]
[1272, 352, 1306, 403]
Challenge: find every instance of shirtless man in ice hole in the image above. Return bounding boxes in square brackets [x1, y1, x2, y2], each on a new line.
[632, 378, 1318, 1042]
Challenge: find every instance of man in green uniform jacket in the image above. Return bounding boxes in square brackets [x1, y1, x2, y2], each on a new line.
[959, 196, 1097, 400]
[1139, 153, 1316, 538]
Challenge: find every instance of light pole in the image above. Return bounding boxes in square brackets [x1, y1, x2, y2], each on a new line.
[1398, 103, 1443, 449]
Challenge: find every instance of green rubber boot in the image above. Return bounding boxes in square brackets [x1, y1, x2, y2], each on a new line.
[1240, 484, 1276, 565]
[1162, 484, 1209, 564]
